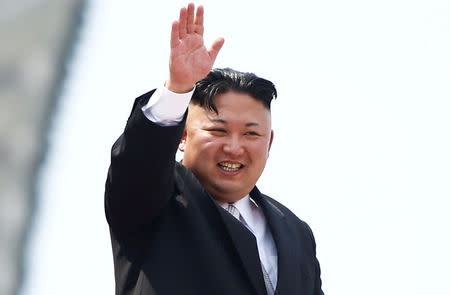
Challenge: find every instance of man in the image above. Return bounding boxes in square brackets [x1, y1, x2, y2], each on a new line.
[105, 3, 324, 295]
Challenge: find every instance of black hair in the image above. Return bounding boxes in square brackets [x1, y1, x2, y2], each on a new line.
[191, 68, 277, 113]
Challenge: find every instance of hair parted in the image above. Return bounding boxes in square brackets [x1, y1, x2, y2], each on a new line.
[191, 68, 277, 113]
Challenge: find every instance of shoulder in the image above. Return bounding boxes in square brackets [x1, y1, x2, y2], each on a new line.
[260, 191, 317, 240]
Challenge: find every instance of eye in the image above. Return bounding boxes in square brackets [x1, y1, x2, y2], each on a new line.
[207, 128, 227, 135]
[245, 131, 260, 136]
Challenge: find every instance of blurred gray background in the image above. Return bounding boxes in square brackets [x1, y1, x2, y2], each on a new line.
[0, 1, 85, 294]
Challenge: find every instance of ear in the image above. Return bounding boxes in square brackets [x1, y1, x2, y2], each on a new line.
[268, 130, 274, 153]
[178, 129, 187, 152]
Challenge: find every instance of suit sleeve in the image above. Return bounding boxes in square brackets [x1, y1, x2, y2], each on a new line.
[104, 90, 186, 236]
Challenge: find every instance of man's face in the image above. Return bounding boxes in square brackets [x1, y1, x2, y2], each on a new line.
[180, 91, 273, 203]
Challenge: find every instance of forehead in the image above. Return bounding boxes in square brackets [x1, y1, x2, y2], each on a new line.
[188, 91, 271, 126]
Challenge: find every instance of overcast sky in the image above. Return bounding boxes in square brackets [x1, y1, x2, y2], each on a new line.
[21, 1, 450, 294]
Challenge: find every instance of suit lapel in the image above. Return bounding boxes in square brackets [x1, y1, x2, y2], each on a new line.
[251, 187, 303, 294]
[174, 164, 267, 295]
[174, 165, 306, 295]
[216, 207, 268, 295]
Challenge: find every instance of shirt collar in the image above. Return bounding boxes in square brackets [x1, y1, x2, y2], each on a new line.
[217, 195, 259, 228]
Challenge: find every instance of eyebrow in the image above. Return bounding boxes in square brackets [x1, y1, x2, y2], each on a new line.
[210, 118, 259, 127]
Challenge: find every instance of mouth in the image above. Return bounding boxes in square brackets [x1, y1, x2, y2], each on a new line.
[217, 161, 244, 172]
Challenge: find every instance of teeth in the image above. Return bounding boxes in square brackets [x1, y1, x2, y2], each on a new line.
[218, 162, 242, 171]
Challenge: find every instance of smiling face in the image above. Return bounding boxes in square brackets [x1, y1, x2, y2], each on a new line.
[179, 91, 274, 203]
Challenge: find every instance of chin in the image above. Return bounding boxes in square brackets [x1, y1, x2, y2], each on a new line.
[216, 188, 251, 202]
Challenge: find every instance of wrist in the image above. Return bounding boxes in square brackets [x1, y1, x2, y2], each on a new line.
[166, 78, 195, 94]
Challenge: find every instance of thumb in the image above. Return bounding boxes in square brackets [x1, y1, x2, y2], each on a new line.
[208, 37, 225, 63]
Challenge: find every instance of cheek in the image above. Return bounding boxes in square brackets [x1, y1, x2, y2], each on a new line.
[248, 141, 271, 159]
[189, 135, 222, 154]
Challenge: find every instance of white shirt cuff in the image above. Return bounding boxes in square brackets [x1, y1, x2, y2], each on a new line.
[141, 85, 195, 126]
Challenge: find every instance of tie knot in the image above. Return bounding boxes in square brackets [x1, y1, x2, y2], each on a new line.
[227, 204, 241, 220]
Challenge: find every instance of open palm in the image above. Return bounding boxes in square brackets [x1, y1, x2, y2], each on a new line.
[167, 4, 224, 93]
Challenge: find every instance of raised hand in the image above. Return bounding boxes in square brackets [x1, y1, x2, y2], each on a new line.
[167, 3, 224, 93]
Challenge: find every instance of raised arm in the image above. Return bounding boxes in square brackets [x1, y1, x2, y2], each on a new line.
[105, 4, 223, 236]
[167, 3, 224, 93]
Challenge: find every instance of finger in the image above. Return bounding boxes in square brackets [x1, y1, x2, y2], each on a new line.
[208, 37, 225, 63]
[178, 6, 187, 39]
[170, 21, 180, 49]
[194, 5, 204, 35]
[186, 3, 195, 34]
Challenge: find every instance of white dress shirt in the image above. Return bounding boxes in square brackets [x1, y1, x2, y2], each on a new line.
[141, 86, 278, 287]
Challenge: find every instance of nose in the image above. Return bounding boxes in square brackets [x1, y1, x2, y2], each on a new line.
[223, 135, 244, 156]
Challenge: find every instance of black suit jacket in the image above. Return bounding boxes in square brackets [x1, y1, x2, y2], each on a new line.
[105, 90, 324, 295]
